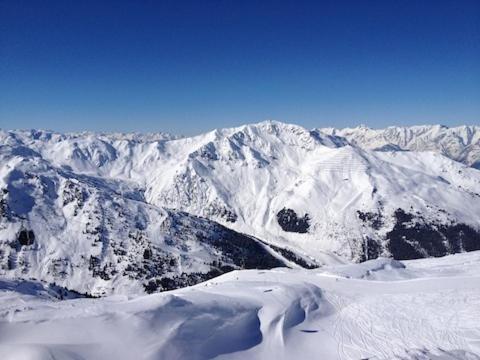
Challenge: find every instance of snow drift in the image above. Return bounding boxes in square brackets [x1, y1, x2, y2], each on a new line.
[0, 251, 479, 359]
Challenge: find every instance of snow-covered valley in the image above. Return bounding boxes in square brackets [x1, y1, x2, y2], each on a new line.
[1, 251, 479, 360]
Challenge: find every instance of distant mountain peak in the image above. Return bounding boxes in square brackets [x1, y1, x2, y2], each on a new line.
[319, 123, 480, 168]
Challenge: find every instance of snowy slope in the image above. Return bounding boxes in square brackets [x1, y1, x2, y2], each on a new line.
[0, 139, 315, 296]
[321, 124, 480, 169]
[1, 122, 480, 265]
[139, 122, 480, 261]
[1, 251, 479, 360]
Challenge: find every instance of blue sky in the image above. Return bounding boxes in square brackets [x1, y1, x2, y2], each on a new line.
[0, 0, 479, 135]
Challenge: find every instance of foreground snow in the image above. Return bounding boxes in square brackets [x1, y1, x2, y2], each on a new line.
[1, 251, 479, 360]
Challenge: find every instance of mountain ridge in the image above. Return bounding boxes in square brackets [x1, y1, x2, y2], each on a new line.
[1, 121, 479, 295]
[320, 123, 480, 168]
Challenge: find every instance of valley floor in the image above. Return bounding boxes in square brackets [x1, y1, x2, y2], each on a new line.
[1, 251, 480, 360]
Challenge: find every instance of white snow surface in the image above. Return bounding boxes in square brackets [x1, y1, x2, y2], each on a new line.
[2, 121, 479, 262]
[0, 132, 296, 296]
[1, 251, 480, 360]
[320, 124, 480, 169]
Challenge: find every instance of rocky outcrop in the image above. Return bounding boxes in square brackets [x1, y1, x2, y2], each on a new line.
[276, 208, 310, 233]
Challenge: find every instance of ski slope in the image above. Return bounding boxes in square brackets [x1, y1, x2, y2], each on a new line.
[1, 251, 479, 360]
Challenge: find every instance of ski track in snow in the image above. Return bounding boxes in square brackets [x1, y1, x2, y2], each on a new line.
[1, 252, 480, 360]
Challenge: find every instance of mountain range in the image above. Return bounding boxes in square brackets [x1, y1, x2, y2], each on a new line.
[1, 121, 479, 295]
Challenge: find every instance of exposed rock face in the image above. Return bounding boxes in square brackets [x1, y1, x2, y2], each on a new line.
[17, 230, 35, 246]
[356, 207, 480, 260]
[386, 209, 480, 260]
[358, 237, 381, 262]
[276, 208, 310, 233]
[356, 211, 383, 231]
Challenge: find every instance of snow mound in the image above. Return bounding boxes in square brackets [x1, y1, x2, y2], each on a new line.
[318, 257, 407, 280]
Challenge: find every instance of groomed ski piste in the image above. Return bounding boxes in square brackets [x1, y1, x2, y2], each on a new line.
[1, 251, 479, 360]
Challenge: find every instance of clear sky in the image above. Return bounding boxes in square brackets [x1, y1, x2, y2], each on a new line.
[1, 0, 479, 135]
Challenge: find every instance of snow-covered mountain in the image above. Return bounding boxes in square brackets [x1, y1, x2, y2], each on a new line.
[0, 137, 319, 296]
[0, 121, 480, 272]
[321, 124, 480, 169]
[1, 121, 480, 295]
